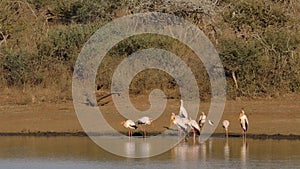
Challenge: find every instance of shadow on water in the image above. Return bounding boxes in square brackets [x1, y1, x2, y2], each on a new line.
[0, 136, 299, 168]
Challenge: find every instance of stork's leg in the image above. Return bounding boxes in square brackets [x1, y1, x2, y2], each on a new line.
[242, 130, 245, 139]
[145, 126, 148, 138]
[140, 125, 145, 137]
[193, 129, 196, 142]
[193, 130, 196, 145]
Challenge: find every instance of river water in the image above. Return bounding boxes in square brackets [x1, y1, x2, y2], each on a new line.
[0, 136, 299, 169]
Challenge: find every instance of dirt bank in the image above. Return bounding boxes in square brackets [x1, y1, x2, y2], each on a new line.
[0, 94, 299, 139]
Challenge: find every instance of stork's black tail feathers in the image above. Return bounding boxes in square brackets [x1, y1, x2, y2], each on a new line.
[131, 125, 138, 129]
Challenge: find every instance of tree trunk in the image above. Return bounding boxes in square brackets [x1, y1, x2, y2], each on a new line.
[232, 71, 238, 89]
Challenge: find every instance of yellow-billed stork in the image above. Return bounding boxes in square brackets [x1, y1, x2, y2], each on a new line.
[198, 112, 207, 129]
[170, 112, 188, 136]
[121, 119, 138, 137]
[188, 118, 201, 140]
[239, 109, 249, 138]
[179, 99, 188, 119]
[136, 116, 153, 137]
[222, 120, 230, 138]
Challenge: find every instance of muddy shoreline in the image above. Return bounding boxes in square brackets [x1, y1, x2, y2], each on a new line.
[1, 94, 300, 139]
[0, 132, 299, 140]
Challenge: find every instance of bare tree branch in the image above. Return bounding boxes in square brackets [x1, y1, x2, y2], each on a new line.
[0, 32, 9, 47]
[15, 0, 38, 19]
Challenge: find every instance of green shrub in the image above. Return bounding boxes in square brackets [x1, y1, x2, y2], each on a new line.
[1, 50, 39, 86]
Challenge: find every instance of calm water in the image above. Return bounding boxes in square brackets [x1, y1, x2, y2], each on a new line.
[0, 136, 299, 169]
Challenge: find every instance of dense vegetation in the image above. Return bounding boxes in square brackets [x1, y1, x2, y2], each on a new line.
[0, 0, 299, 103]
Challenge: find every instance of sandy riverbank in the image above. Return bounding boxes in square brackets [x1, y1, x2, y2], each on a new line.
[0, 94, 299, 139]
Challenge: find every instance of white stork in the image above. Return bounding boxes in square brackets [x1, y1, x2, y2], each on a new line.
[222, 120, 230, 138]
[188, 118, 201, 139]
[121, 119, 138, 137]
[239, 109, 249, 138]
[136, 116, 153, 137]
[179, 99, 188, 119]
[170, 112, 188, 136]
[198, 112, 207, 129]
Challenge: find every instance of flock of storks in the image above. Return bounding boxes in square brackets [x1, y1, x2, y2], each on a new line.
[121, 100, 249, 139]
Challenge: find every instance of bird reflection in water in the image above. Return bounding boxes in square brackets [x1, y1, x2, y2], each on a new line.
[241, 139, 248, 169]
[200, 142, 207, 162]
[140, 141, 151, 157]
[208, 139, 213, 159]
[124, 139, 151, 157]
[172, 140, 210, 163]
[172, 141, 203, 162]
[124, 140, 135, 157]
[224, 139, 230, 162]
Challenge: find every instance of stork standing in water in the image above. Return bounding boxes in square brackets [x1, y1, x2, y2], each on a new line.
[170, 113, 188, 137]
[222, 120, 230, 138]
[188, 118, 201, 140]
[136, 116, 153, 138]
[239, 109, 249, 139]
[121, 119, 138, 137]
[198, 112, 206, 130]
